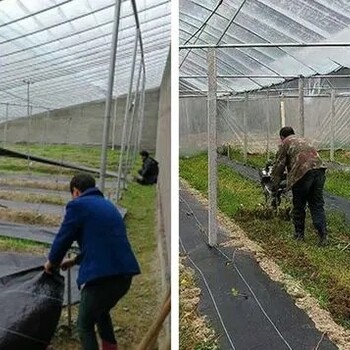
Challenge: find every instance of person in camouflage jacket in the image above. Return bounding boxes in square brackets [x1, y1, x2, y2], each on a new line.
[271, 126, 327, 246]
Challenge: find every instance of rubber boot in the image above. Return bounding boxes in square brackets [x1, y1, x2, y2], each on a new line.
[293, 232, 304, 241]
[102, 340, 118, 350]
[318, 233, 328, 247]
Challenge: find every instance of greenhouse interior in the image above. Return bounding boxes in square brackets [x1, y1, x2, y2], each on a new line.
[179, 1, 350, 349]
[0, 0, 171, 349]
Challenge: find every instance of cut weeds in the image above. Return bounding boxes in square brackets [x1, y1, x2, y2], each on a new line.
[0, 208, 61, 226]
[180, 262, 218, 350]
[180, 153, 350, 329]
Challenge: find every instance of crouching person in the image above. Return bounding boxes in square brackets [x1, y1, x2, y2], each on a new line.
[136, 150, 159, 185]
[44, 173, 140, 350]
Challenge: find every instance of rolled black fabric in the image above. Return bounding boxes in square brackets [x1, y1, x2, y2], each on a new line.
[0, 268, 64, 350]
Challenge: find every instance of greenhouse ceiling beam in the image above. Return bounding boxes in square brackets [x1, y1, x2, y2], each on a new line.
[184, 0, 223, 45]
[0, 0, 73, 28]
[25, 57, 166, 99]
[180, 42, 350, 49]
[180, 17, 282, 77]
[216, 0, 247, 45]
[188, 0, 303, 44]
[6, 51, 166, 93]
[0, 2, 116, 45]
[256, 0, 328, 39]
[1, 21, 168, 74]
[181, 13, 279, 65]
[1, 35, 168, 87]
[180, 74, 350, 79]
[0, 47, 167, 92]
[180, 27, 263, 89]
[311, 0, 350, 23]
[16, 73, 159, 109]
[0, 57, 166, 107]
[187, 1, 319, 74]
[12, 67, 165, 110]
[0, 1, 169, 59]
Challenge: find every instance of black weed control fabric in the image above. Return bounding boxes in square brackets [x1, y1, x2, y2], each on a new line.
[0, 253, 80, 306]
[0, 267, 63, 349]
[180, 186, 338, 350]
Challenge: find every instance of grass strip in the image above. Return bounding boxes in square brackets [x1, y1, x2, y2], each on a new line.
[221, 146, 350, 201]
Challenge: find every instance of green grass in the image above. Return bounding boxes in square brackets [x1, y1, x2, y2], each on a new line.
[0, 144, 142, 175]
[0, 236, 49, 254]
[181, 153, 350, 328]
[222, 146, 350, 201]
[218, 145, 274, 168]
[319, 149, 350, 165]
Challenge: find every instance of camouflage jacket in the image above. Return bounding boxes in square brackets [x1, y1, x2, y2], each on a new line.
[271, 135, 326, 189]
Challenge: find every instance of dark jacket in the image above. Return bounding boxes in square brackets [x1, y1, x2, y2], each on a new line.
[141, 157, 159, 184]
[48, 187, 140, 288]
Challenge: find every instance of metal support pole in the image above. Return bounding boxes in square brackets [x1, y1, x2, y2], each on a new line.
[133, 71, 145, 167]
[111, 97, 118, 151]
[3, 103, 8, 147]
[330, 89, 335, 162]
[130, 70, 144, 172]
[44, 110, 50, 145]
[137, 76, 146, 152]
[280, 96, 286, 128]
[67, 252, 72, 335]
[266, 91, 270, 160]
[99, 0, 122, 193]
[207, 48, 217, 247]
[116, 29, 139, 201]
[299, 77, 305, 136]
[124, 61, 142, 187]
[243, 92, 248, 164]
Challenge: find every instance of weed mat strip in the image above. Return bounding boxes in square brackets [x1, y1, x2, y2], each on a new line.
[0, 252, 80, 306]
[180, 187, 337, 350]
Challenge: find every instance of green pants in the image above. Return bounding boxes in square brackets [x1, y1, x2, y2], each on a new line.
[77, 275, 132, 350]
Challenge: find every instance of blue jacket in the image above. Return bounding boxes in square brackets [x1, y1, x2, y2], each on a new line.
[48, 187, 140, 288]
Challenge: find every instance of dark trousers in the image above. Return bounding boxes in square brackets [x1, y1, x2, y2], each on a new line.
[77, 275, 132, 350]
[292, 168, 326, 238]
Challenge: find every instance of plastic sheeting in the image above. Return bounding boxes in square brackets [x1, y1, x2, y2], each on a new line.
[180, 88, 350, 155]
[0, 266, 63, 349]
[180, 0, 350, 93]
[0, 253, 80, 306]
[0, 0, 171, 117]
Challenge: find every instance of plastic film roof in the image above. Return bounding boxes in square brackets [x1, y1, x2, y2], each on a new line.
[0, 0, 170, 117]
[180, 0, 350, 93]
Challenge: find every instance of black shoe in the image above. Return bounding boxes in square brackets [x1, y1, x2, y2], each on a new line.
[318, 236, 328, 247]
[293, 233, 304, 241]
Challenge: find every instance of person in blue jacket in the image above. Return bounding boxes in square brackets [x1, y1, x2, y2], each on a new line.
[44, 173, 140, 350]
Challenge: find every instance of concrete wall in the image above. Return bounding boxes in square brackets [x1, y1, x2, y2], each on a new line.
[2, 88, 160, 151]
[155, 51, 171, 349]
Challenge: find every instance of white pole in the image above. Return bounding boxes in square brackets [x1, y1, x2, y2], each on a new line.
[330, 89, 335, 162]
[207, 48, 217, 247]
[99, 0, 122, 193]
